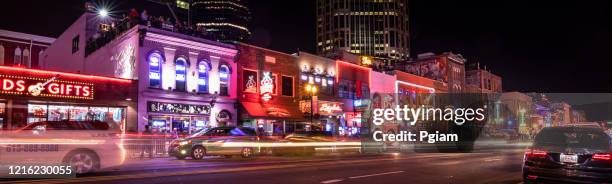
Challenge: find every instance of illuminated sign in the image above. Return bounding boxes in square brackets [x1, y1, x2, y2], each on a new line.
[260, 72, 274, 102]
[0, 74, 94, 99]
[319, 103, 342, 115]
[147, 101, 211, 115]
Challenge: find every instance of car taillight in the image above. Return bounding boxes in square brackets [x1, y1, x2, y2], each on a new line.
[592, 153, 611, 161]
[525, 148, 548, 158]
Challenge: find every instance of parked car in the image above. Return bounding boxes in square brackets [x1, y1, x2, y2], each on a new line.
[169, 127, 259, 160]
[0, 121, 126, 174]
[522, 126, 612, 183]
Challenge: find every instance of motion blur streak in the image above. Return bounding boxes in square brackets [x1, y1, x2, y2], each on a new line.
[0, 139, 105, 145]
[218, 141, 361, 148]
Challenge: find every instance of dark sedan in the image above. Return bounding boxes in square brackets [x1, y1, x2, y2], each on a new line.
[522, 126, 612, 183]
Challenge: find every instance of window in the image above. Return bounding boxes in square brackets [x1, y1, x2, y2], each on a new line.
[197, 60, 210, 93]
[219, 64, 231, 96]
[323, 77, 334, 95]
[281, 76, 293, 96]
[72, 35, 79, 54]
[338, 80, 351, 99]
[175, 57, 187, 91]
[38, 51, 44, 68]
[176, 0, 189, 10]
[0, 45, 4, 65]
[14, 47, 22, 65]
[22, 49, 30, 68]
[360, 83, 370, 98]
[148, 52, 163, 88]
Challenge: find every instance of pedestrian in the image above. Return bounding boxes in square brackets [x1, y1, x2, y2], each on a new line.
[128, 8, 139, 27]
[140, 9, 149, 25]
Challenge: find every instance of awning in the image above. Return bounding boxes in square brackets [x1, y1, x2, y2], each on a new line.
[240, 102, 306, 120]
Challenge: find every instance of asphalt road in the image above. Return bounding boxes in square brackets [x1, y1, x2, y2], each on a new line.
[1, 149, 526, 184]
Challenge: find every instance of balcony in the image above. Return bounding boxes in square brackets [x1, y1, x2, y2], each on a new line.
[85, 14, 217, 56]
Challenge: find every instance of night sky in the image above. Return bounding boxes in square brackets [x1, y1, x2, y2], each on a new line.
[1, 0, 611, 93]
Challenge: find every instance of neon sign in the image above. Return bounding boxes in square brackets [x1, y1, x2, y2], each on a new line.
[319, 103, 342, 114]
[0, 75, 94, 99]
[260, 72, 274, 102]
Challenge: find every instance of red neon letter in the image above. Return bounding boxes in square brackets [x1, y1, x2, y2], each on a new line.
[65, 84, 73, 95]
[2, 79, 14, 91]
[73, 85, 82, 96]
[48, 83, 60, 94]
[82, 86, 91, 97]
[15, 80, 25, 92]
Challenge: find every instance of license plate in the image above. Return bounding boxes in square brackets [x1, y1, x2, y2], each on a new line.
[560, 154, 578, 163]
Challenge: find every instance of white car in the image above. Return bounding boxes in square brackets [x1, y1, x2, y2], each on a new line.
[0, 121, 126, 174]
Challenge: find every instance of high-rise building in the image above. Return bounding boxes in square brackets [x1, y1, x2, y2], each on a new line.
[192, 0, 251, 43]
[316, 0, 409, 61]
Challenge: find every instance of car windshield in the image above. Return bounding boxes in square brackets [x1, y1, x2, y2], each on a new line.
[534, 127, 611, 150]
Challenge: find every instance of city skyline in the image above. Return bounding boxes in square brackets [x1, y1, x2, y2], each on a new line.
[0, 0, 611, 92]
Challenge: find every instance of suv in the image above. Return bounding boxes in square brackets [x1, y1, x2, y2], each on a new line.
[523, 126, 612, 183]
[169, 127, 259, 160]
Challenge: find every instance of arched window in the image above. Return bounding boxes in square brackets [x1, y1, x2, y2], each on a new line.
[219, 64, 231, 96]
[148, 52, 163, 88]
[22, 49, 30, 68]
[0, 45, 4, 65]
[197, 60, 210, 93]
[175, 57, 188, 91]
[14, 47, 22, 66]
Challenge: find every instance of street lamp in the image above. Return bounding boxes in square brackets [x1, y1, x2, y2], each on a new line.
[305, 84, 318, 128]
[98, 9, 109, 17]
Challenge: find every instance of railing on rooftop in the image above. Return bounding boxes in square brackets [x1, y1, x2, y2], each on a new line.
[85, 15, 215, 56]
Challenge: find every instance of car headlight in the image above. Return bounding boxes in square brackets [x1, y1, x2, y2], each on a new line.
[179, 140, 191, 146]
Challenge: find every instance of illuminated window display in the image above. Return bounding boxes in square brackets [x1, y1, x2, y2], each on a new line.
[26, 104, 126, 128]
[27, 104, 48, 123]
[219, 64, 231, 96]
[0, 102, 5, 129]
[148, 52, 163, 88]
[147, 115, 208, 134]
[197, 60, 210, 93]
[175, 57, 187, 91]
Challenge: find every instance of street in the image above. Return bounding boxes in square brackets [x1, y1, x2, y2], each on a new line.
[2, 149, 526, 184]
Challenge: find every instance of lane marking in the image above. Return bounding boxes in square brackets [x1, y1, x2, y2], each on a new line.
[484, 158, 502, 162]
[1, 153, 507, 184]
[348, 171, 405, 179]
[320, 179, 344, 183]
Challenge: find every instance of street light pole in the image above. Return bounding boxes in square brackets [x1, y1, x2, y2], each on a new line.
[305, 84, 317, 130]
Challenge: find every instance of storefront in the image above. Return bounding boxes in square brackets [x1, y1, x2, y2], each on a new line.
[0, 66, 136, 131]
[137, 28, 240, 134]
[299, 99, 344, 133]
[236, 44, 306, 136]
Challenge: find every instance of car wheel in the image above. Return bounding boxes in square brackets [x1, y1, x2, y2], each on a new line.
[241, 147, 254, 158]
[64, 150, 99, 174]
[191, 146, 206, 160]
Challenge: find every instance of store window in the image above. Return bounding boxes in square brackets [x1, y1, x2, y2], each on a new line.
[219, 64, 231, 96]
[148, 52, 163, 88]
[26, 104, 126, 130]
[48, 105, 69, 121]
[0, 103, 6, 129]
[197, 60, 210, 93]
[281, 76, 293, 96]
[175, 57, 187, 92]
